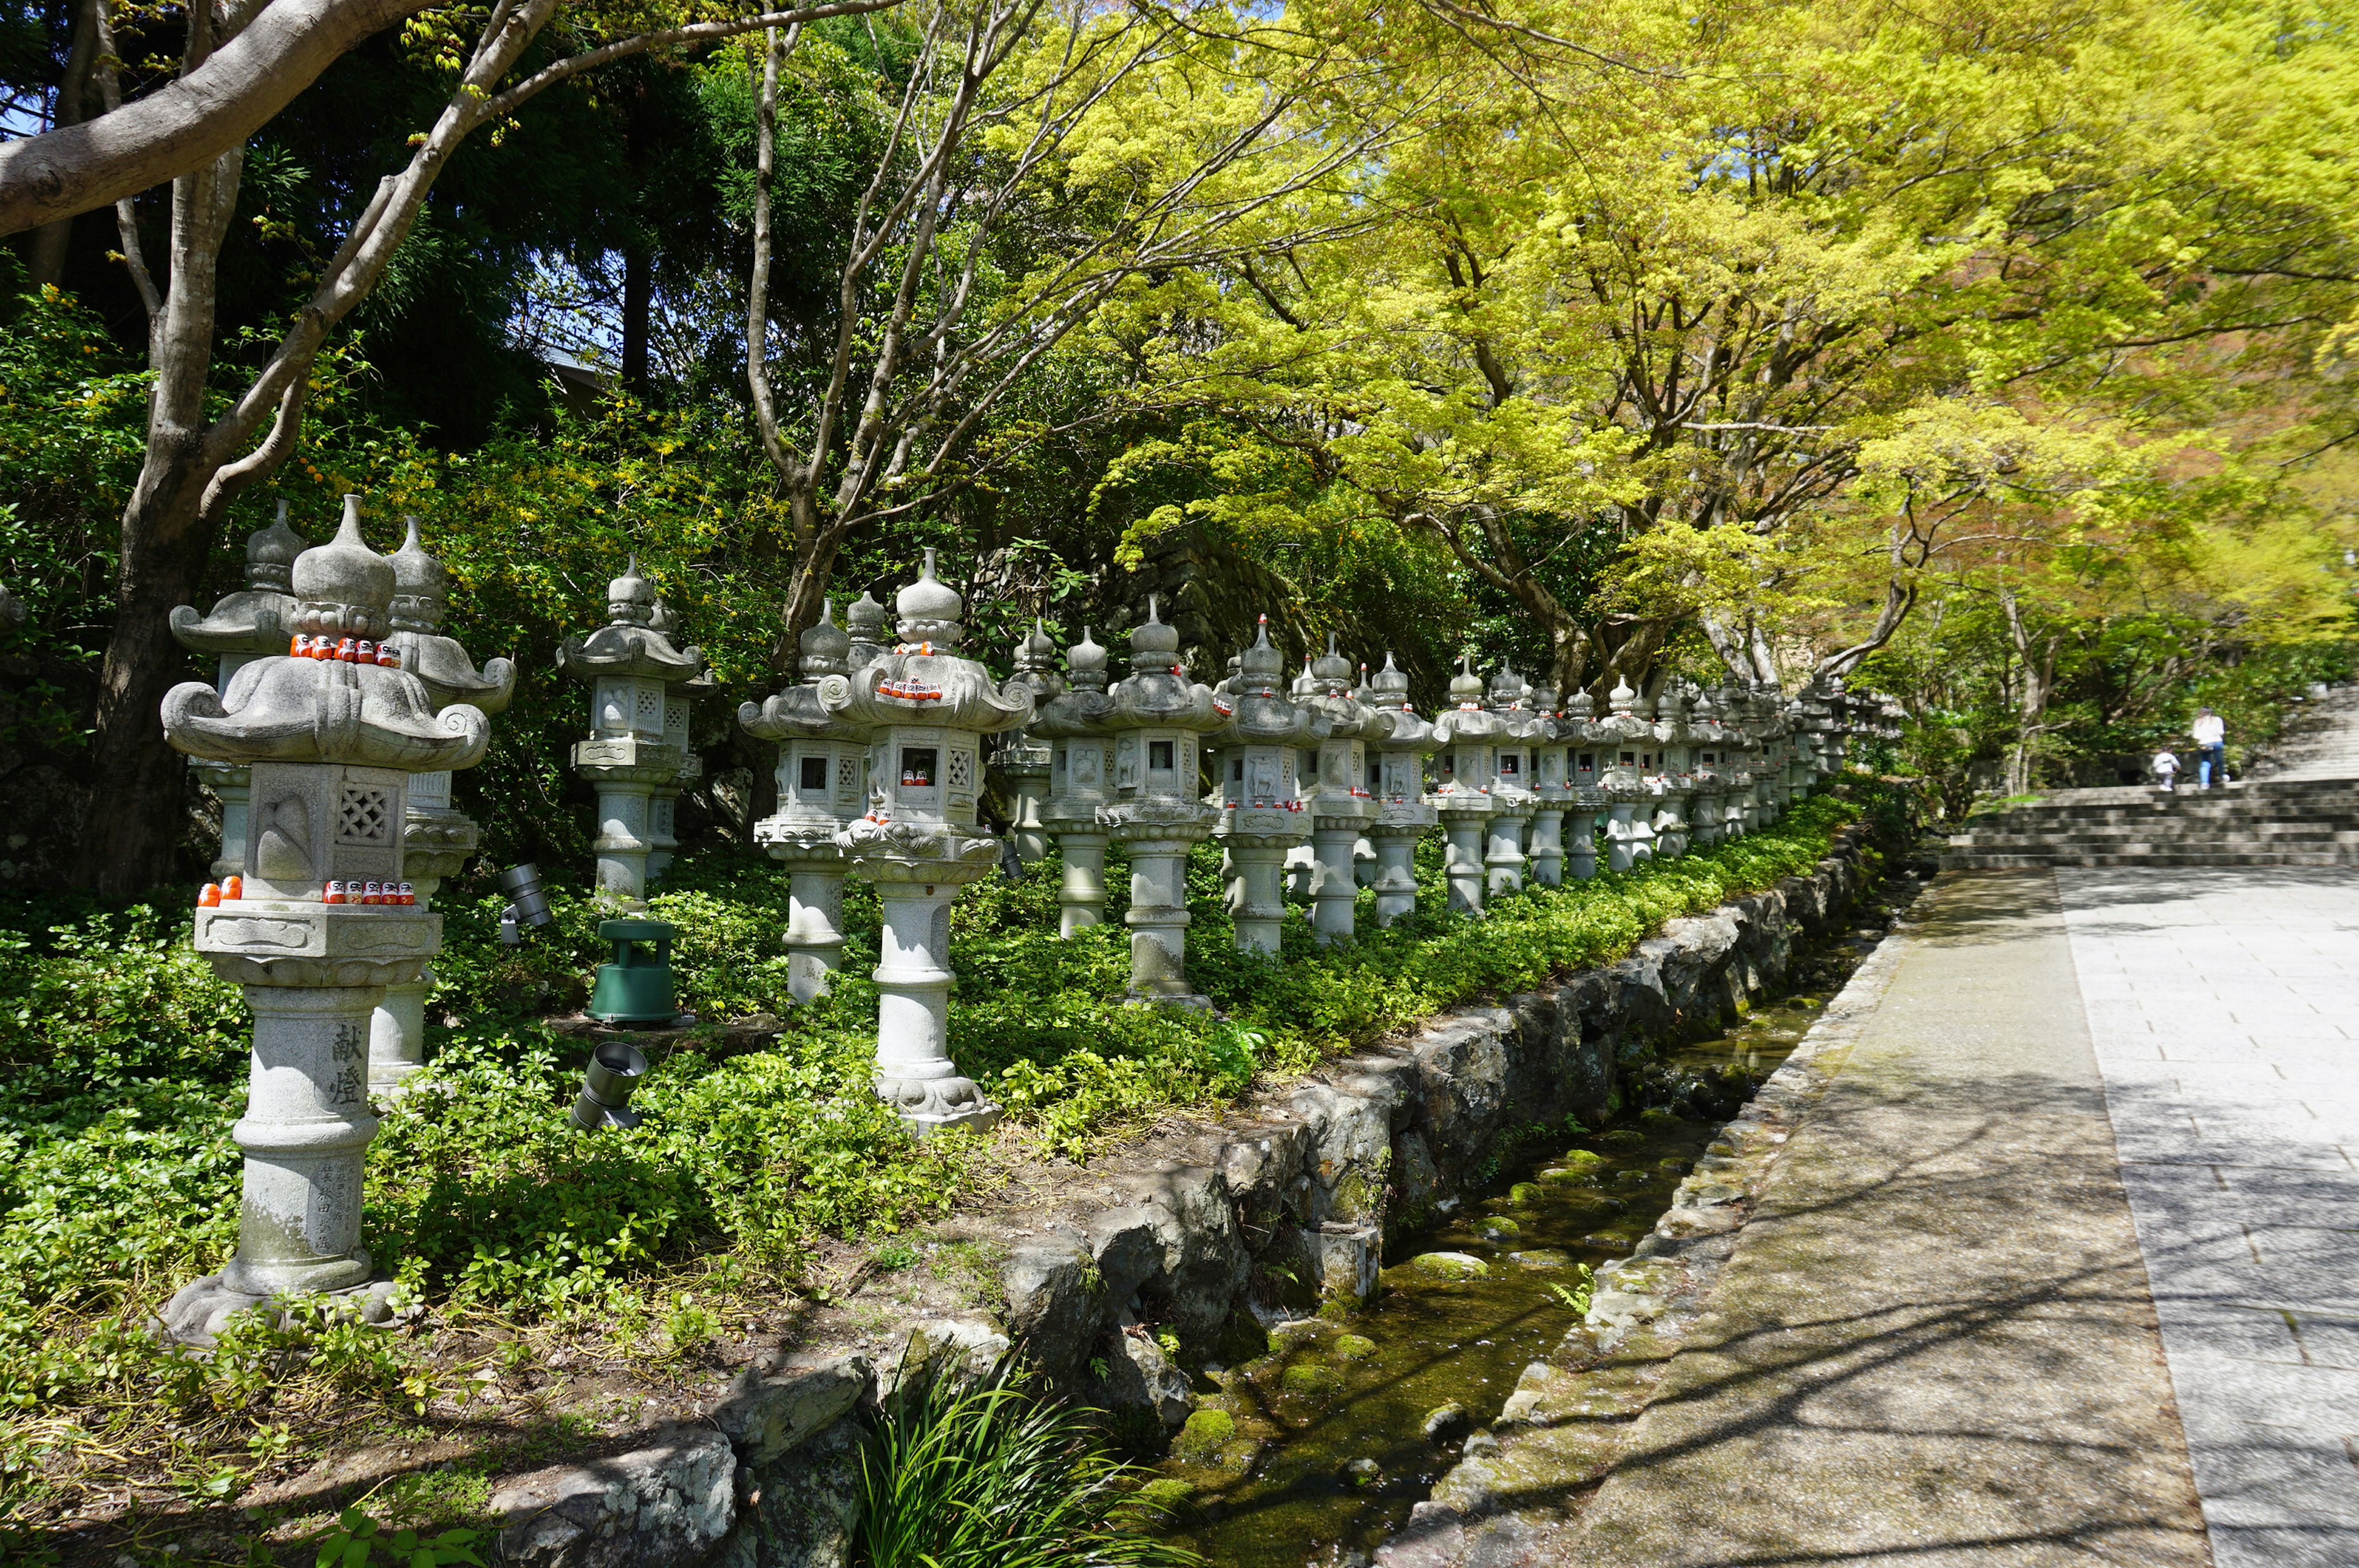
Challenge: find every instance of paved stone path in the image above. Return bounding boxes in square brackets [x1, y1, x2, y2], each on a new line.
[1565, 870, 2212, 1566]
[2059, 867, 2359, 1568]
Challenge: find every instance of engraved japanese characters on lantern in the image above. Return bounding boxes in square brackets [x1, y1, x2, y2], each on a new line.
[1210, 616, 1324, 952]
[1366, 653, 1438, 926]
[741, 600, 873, 1003]
[1430, 658, 1504, 912]
[1097, 598, 1226, 1003]
[823, 550, 1032, 1134]
[155, 496, 490, 1346]
[169, 501, 309, 879]
[557, 560, 706, 905]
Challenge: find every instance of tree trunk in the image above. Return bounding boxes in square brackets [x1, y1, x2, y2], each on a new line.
[26, 0, 98, 287]
[75, 461, 216, 895]
[621, 240, 652, 393]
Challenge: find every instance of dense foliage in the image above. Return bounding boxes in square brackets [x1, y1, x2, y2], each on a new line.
[0, 798, 1858, 1412]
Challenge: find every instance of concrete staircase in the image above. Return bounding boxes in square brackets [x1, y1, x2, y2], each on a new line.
[1944, 688, 2359, 869]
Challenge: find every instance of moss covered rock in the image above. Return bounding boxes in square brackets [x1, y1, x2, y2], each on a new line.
[1409, 1251, 1490, 1281]
[1281, 1363, 1342, 1398]
[1509, 1182, 1544, 1204]
[1479, 1216, 1521, 1241]
[1174, 1409, 1235, 1458]
[1133, 1478, 1196, 1516]
[1597, 1130, 1646, 1149]
[1508, 1249, 1573, 1268]
[1332, 1334, 1377, 1362]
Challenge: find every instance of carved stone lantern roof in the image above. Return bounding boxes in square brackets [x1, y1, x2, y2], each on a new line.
[170, 502, 310, 657]
[846, 591, 890, 671]
[1105, 598, 1224, 734]
[1211, 616, 1328, 749]
[1592, 678, 1655, 746]
[1033, 628, 1116, 738]
[558, 556, 706, 685]
[820, 551, 1033, 737]
[1433, 657, 1506, 743]
[741, 601, 867, 743]
[1368, 653, 1436, 749]
[1011, 618, 1065, 701]
[162, 499, 490, 771]
[385, 517, 515, 716]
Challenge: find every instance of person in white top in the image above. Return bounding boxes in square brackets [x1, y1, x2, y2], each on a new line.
[2153, 749, 2181, 792]
[2191, 708, 2226, 789]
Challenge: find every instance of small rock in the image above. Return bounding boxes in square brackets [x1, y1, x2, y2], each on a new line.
[1174, 1408, 1235, 1459]
[1508, 1182, 1544, 1204]
[1407, 1252, 1490, 1281]
[1596, 1130, 1646, 1149]
[1421, 1401, 1471, 1441]
[1506, 1249, 1571, 1269]
[1345, 1456, 1381, 1486]
[1281, 1363, 1342, 1398]
[1134, 1478, 1195, 1516]
[1332, 1334, 1377, 1362]
[1477, 1217, 1520, 1241]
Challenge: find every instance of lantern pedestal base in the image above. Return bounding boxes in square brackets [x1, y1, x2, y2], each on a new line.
[1309, 821, 1366, 942]
[786, 865, 848, 1004]
[1528, 808, 1565, 886]
[157, 1271, 405, 1349]
[1369, 825, 1424, 927]
[368, 969, 430, 1096]
[1221, 835, 1294, 953]
[1052, 829, 1109, 938]
[1441, 815, 1488, 913]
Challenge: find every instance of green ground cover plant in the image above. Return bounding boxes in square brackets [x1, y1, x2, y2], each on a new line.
[0, 790, 1865, 1547]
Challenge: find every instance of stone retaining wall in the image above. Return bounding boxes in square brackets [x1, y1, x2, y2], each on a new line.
[488, 825, 1880, 1566]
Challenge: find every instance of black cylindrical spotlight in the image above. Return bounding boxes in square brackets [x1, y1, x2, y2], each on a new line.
[569, 1040, 647, 1131]
[498, 862, 555, 946]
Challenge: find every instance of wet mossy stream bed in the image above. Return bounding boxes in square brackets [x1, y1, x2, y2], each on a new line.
[1152, 905, 1905, 1567]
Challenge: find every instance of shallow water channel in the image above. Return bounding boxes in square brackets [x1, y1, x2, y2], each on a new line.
[1155, 913, 1898, 1567]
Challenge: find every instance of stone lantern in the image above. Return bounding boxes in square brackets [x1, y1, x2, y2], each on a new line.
[1650, 684, 1696, 859]
[1350, 661, 1381, 889]
[1526, 679, 1570, 886]
[1714, 682, 1758, 838]
[1364, 653, 1438, 925]
[558, 561, 706, 905]
[1595, 680, 1661, 871]
[1685, 687, 1727, 852]
[1430, 658, 1504, 911]
[1300, 635, 1384, 942]
[1561, 690, 1605, 880]
[740, 601, 872, 1003]
[0, 579, 23, 631]
[170, 502, 309, 878]
[1033, 629, 1117, 938]
[158, 499, 491, 1345]
[1098, 599, 1226, 1001]
[995, 620, 1064, 864]
[824, 550, 1031, 1134]
[1210, 617, 1324, 951]
[370, 518, 517, 1094]
[1482, 666, 1542, 894]
[643, 600, 708, 883]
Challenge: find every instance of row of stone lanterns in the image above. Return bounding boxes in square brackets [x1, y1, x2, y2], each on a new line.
[155, 524, 1863, 1343]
